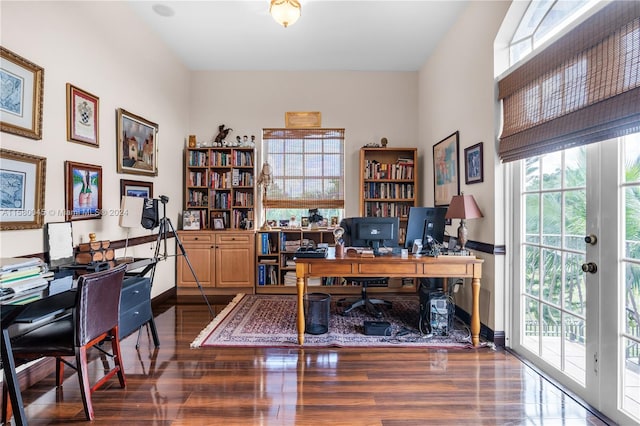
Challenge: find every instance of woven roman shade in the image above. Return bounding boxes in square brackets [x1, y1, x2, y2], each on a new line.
[262, 128, 345, 209]
[498, 1, 640, 163]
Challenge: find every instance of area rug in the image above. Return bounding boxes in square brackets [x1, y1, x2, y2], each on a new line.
[191, 293, 490, 349]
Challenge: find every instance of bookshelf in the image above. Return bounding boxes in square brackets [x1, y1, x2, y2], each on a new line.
[184, 147, 255, 229]
[359, 147, 418, 246]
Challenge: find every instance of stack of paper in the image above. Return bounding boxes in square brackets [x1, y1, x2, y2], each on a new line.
[0, 257, 51, 294]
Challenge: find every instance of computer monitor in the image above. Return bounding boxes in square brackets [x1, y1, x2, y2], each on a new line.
[404, 207, 447, 249]
[340, 217, 399, 256]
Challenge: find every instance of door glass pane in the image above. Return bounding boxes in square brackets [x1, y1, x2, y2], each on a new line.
[542, 304, 562, 369]
[564, 252, 586, 315]
[542, 192, 561, 247]
[564, 189, 586, 250]
[523, 296, 540, 353]
[542, 248, 561, 305]
[525, 193, 540, 243]
[542, 151, 562, 190]
[622, 134, 640, 420]
[564, 312, 586, 384]
[525, 156, 541, 191]
[525, 246, 540, 297]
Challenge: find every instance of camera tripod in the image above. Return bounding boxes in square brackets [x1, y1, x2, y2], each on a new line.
[151, 195, 215, 319]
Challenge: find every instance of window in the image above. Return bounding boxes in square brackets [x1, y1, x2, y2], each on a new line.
[261, 128, 344, 224]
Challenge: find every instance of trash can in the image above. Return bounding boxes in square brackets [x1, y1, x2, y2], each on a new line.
[304, 292, 331, 335]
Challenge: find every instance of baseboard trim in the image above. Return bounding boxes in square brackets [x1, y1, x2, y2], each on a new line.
[454, 306, 504, 347]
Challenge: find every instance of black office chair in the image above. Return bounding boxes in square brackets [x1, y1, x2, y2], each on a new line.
[2, 264, 128, 422]
[337, 218, 392, 318]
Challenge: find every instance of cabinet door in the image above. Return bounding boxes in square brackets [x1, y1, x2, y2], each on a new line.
[177, 243, 214, 287]
[215, 234, 255, 287]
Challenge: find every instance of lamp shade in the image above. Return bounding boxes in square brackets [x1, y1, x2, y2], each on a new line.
[445, 194, 483, 220]
[270, 0, 301, 28]
[119, 196, 145, 228]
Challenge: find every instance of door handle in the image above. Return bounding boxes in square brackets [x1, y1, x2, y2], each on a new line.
[584, 234, 597, 245]
[581, 262, 597, 273]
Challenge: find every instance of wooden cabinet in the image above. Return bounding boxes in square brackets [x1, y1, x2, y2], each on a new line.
[176, 230, 255, 296]
[359, 147, 418, 246]
[184, 147, 255, 230]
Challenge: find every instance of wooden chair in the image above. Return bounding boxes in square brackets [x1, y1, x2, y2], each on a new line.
[2, 264, 127, 421]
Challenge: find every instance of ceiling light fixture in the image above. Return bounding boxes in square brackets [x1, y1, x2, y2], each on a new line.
[270, 0, 301, 28]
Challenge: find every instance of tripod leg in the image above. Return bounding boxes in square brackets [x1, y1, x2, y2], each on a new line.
[165, 218, 216, 319]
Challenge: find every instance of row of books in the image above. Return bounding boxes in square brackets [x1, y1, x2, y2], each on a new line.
[257, 263, 278, 285]
[0, 257, 52, 299]
[364, 159, 414, 180]
[364, 202, 412, 218]
[363, 182, 414, 199]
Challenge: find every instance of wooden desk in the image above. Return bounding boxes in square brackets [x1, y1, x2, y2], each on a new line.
[295, 252, 484, 346]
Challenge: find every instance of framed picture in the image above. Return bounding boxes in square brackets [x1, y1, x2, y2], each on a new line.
[66, 83, 99, 147]
[116, 108, 158, 176]
[301, 216, 309, 227]
[0, 47, 44, 140]
[0, 149, 46, 230]
[120, 179, 153, 199]
[464, 142, 484, 184]
[65, 161, 102, 221]
[433, 131, 460, 207]
[183, 210, 201, 230]
[213, 218, 225, 230]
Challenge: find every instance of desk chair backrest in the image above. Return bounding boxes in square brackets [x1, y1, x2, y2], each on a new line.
[75, 264, 126, 347]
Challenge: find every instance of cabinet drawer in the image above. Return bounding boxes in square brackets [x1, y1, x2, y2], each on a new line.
[216, 233, 252, 244]
[121, 277, 150, 311]
[119, 302, 152, 338]
[359, 263, 419, 275]
[180, 233, 213, 243]
[309, 263, 353, 275]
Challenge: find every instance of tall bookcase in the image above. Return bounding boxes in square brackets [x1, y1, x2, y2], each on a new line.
[359, 147, 418, 246]
[184, 147, 255, 229]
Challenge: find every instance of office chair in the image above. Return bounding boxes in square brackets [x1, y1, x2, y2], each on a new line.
[337, 218, 392, 318]
[2, 264, 128, 422]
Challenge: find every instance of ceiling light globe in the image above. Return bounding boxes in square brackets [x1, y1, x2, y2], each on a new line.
[270, 0, 301, 28]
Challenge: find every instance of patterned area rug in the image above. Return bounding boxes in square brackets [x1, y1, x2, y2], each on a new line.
[191, 293, 489, 348]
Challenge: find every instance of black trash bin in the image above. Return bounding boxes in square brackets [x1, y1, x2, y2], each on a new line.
[304, 292, 331, 335]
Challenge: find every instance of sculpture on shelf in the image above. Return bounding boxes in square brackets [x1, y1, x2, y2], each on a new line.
[214, 124, 232, 145]
[308, 208, 323, 229]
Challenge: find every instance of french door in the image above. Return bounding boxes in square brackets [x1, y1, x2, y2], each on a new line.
[510, 134, 640, 424]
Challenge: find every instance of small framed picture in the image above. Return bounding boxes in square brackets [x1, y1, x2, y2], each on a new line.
[66, 83, 99, 147]
[301, 216, 309, 227]
[183, 210, 201, 230]
[64, 161, 102, 222]
[213, 218, 225, 230]
[279, 219, 290, 228]
[464, 142, 484, 184]
[120, 179, 153, 199]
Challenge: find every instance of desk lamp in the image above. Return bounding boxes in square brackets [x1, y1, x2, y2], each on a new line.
[119, 195, 145, 262]
[257, 162, 273, 231]
[445, 193, 483, 253]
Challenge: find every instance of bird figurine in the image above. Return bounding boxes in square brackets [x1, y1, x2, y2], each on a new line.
[214, 124, 233, 145]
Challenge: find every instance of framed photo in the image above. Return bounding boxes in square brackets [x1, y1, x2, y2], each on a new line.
[301, 216, 309, 227]
[213, 217, 225, 230]
[0, 47, 44, 140]
[464, 142, 484, 184]
[116, 108, 158, 176]
[66, 83, 99, 147]
[65, 161, 102, 221]
[0, 149, 46, 230]
[120, 179, 153, 199]
[433, 131, 460, 207]
[183, 210, 201, 230]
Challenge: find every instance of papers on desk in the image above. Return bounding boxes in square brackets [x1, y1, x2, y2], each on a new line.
[0, 257, 50, 295]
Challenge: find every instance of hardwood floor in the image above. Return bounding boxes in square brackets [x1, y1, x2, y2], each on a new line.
[7, 296, 613, 425]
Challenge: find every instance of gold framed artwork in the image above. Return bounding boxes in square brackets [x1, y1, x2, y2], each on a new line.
[66, 83, 99, 147]
[116, 108, 158, 176]
[0, 47, 44, 140]
[433, 131, 460, 207]
[64, 161, 102, 222]
[285, 111, 322, 128]
[0, 149, 46, 230]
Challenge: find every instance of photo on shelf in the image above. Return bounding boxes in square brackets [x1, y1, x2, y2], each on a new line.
[182, 210, 201, 230]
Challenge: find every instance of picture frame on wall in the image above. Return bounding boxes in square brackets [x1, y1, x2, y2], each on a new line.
[0, 149, 46, 230]
[120, 179, 153, 199]
[116, 108, 158, 176]
[65, 161, 102, 221]
[0, 47, 44, 140]
[66, 83, 99, 147]
[433, 131, 460, 206]
[464, 142, 484, 184]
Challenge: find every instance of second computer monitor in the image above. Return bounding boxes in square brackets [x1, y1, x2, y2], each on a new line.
[404, 207, 447, 249]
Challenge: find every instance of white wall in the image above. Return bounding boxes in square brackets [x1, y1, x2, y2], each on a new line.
[189, 71, 419, 216]
[418, 1, 510, 331]
[0, 1, 190, 297]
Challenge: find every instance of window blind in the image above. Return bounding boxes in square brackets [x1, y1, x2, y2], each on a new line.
[498, 1, 640, 163]
[262, 128, 345, 209]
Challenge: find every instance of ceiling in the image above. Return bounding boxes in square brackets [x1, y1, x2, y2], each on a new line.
[126, 0, 469, 72]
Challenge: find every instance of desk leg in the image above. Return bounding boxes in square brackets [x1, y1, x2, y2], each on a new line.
[471, 277, 481, 347]
[1, 328, 27, 426]
[296, 275, 305, 346]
